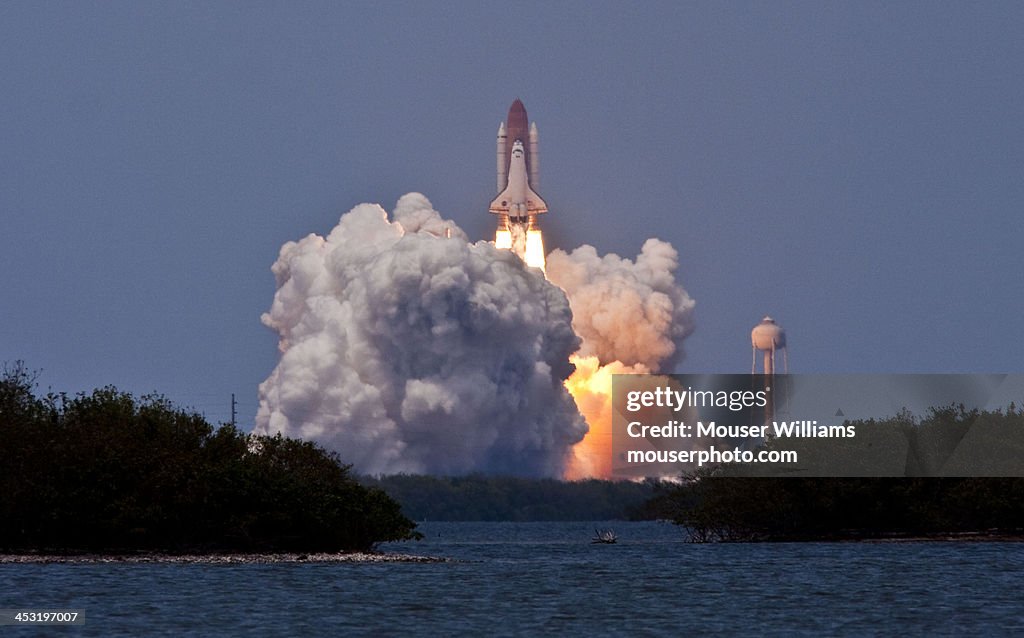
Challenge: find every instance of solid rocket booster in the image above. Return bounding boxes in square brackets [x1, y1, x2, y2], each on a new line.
[496, 121, 507, 192]
[528, 121, 539, 189]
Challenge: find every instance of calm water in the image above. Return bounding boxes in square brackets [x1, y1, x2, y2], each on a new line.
[2, 521, 1023, 636]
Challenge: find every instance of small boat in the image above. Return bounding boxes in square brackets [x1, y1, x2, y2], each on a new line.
[592, 529, 617, 544]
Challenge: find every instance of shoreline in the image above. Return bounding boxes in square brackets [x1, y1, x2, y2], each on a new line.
[859, 533, 1024, 543]
[0, 552, 448, 565]
[695, 532, 1024, 544]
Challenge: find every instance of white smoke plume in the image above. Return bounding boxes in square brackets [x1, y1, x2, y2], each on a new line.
[255, 194, 587, 476]
[547, 240, 695, 372]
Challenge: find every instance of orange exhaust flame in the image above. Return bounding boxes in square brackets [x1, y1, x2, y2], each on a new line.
[524, 229, 545, 272]
[563, 355, 649, 480]
[495, 225, 545, 272]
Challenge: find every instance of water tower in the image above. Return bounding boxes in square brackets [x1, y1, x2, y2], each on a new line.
[751, 316, 787, 427]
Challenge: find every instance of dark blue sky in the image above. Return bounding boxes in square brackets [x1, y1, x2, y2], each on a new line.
[2, 2, 1022, 427]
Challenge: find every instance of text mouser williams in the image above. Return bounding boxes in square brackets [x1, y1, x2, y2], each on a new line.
[626, 421, 856, 439]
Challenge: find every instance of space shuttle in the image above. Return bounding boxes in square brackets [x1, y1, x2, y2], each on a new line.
[489, 140, 547, 222]
[490, 99, 547, 270]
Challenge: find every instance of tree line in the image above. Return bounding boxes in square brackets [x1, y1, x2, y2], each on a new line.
[0, 362, 419, 553]
[362, 473, 663, 521]
[641, 405, 1024, 541]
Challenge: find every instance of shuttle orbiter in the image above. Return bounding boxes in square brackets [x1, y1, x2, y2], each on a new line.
[489, 140, 547, 222]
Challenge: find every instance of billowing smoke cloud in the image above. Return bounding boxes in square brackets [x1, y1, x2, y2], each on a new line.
[547, 240, 695, 479]
[255, 194, 587, 476]
[547, 240, 695, 371]
[256, 192, 697, 478]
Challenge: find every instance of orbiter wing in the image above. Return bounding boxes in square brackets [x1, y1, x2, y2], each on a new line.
[488, 186, 548, 216]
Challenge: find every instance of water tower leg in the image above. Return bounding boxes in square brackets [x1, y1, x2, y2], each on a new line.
[764, 347, 775, 427]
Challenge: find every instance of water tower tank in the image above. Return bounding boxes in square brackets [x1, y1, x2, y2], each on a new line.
[751, 316, 786, 352]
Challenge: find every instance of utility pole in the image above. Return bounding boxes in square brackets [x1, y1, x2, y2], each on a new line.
[231, 393, 237, 427]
